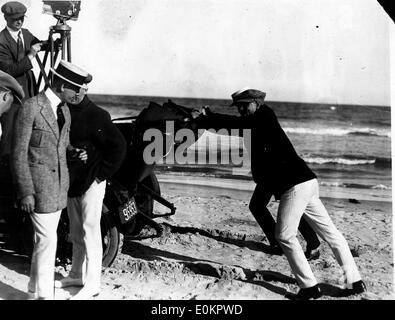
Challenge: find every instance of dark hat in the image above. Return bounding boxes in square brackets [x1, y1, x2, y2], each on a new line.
[0, 69, 25, 101]
[1, 1, 27, 19]
[230, 87, 266, 106]
[50, 60, 90, 89]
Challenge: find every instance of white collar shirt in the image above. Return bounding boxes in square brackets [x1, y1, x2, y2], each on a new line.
[6, 27, 24, 47]
[44, 88, 62, 120]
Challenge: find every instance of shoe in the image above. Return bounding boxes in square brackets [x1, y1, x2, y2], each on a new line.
[68, 287, 100, 300]
[54, 276, 84, 288]
[338, 280, 367, 297]
[267, 244, 283, 256]
[37, 296, 53, 300]
[285, 284, 323, 300]
[305, 247, 320, 261]
[26, 290, 37, 300]
[27, 288, 53, 300]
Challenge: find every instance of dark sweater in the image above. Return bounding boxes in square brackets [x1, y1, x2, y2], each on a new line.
[196, 104, 316, 198]
[67, 96, 127, 197]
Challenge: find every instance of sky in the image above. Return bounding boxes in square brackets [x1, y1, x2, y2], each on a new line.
[1, 0, 393, 105]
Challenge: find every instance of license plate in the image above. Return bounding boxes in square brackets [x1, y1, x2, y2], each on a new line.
[119, 198, 138, 224]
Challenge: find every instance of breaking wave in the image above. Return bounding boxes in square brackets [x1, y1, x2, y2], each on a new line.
[303, 155, 391, 168]
[284, 127, 390, 138]
[319, 181, 391, 190]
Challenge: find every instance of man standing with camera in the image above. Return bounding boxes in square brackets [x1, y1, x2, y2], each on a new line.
[0, 1, 44, 98]
[0, 1, 46, 159]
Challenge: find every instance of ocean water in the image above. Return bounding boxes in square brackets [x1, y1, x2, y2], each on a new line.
[89, 94, 392, 201]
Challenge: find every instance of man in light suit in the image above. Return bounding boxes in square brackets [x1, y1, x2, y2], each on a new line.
[12, 60, 91, 300]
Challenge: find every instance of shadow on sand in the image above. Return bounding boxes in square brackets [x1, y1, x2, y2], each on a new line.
[0, 248, 31, 300]
[121, 222, 345, 298]
[121, 234, 296, 297]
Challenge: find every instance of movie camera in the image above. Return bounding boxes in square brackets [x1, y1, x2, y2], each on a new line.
[36, 1, 82, 89]
[42, 0, 81, 22]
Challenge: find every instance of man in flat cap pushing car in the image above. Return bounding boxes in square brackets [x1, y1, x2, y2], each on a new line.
[196, 87, 366, 300]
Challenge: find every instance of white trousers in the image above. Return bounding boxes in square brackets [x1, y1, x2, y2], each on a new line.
[28, 210, 62, 299]
[67, 180, 106, 291]
[275, 179, 362, 288]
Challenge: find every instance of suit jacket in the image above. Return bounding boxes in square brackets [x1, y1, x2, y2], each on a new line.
[0, 27, 41, 99]
[12, 92, 70, 213]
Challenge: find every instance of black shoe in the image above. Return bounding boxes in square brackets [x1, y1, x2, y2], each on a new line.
[285, 284, 323, 300]
[305, 247, 320, 261]
[338, 280, 367, 297]
[267, 244, 283, 256]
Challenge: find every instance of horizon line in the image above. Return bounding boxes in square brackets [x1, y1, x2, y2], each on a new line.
[88, 92, 391, 108]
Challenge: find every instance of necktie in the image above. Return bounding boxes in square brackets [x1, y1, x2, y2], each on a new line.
[17, 31, 24, 61]
[57, 103, 65, 131]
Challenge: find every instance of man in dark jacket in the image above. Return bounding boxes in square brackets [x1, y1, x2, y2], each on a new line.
[198, 88, 321, 259]
[54, 79, 127, 300]
[198, 88, 366, 299]
[0, 1, 45, 98]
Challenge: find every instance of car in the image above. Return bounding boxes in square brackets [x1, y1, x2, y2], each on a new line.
[0, 99, 198, 267]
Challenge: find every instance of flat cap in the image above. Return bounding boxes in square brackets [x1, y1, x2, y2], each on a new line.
[0, 70, 25, 101]
[230, 87, 266, 106]
[1, 1, 27, 19]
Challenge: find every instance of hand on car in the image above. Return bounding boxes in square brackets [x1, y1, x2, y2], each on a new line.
[201, 105, 211, 116]
[190, 109, 202, 119]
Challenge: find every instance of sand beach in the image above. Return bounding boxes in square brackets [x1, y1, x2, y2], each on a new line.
[0, 173, 393, 300]
[0, 0, 392, 306]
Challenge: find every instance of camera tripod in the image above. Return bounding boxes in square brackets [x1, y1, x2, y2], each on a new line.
[36, 18, 73, 90]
